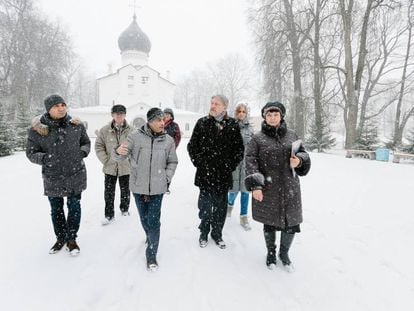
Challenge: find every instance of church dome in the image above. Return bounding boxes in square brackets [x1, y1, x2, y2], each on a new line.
[118, 15, 151, 54]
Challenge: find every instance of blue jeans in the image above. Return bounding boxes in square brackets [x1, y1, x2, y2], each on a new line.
[133, 193, 163, 261]
[228, 191, 250, 216]
[198, 188, 227, 240]
[48, 194, 81, 241]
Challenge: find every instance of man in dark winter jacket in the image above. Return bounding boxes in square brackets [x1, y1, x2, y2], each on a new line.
[95, 104, 135, 225]
[187, 94, 244, 249]
[26, 94, 90, 256]
[163, 108, 181, 148]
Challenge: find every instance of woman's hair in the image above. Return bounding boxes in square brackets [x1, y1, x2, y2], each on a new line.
[234, 102, 249, 117]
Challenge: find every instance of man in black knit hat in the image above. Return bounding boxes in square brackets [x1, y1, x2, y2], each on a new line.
[114, 107, 178, 271]
[26, 94, 90, 256]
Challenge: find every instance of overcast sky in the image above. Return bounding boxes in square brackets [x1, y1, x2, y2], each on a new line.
[37, 0, 254, 80]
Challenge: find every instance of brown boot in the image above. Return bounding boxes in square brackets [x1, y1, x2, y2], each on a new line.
[49, 240, 65, 254]
[66, 240, 80, 256]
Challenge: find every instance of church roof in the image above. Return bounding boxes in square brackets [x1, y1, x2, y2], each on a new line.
[118, 14, 151, 54]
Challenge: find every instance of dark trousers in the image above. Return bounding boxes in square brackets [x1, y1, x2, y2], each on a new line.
[104, 174, 130, 218]
[48, 194, 81, 241]
[133, 193, 163, 261]
[198, 188, 228, 240]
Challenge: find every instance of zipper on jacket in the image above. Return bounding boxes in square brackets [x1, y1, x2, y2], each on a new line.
[148, 137, 154, 194]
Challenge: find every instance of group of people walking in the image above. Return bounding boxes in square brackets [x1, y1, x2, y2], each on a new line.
[26, 93, 310, 272]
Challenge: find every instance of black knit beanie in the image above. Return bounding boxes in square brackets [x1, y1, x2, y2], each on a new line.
[44, 94, 65, 112]
[147, 107, 164, 122]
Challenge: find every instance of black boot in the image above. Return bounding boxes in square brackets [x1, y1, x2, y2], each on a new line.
[279, 232, 295, 266]
[264, 231, 276, 268]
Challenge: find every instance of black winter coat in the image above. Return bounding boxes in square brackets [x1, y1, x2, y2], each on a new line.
[26, 113, 90, 197]
[187, 114, 244, 192]
[245, 120, 310, 228]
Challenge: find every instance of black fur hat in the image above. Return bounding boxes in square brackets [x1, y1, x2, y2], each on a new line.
[44, 94, 65, 112]
[261, 101, 286, 119]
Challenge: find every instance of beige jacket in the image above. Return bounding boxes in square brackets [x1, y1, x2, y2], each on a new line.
[95, 121, 135, 176]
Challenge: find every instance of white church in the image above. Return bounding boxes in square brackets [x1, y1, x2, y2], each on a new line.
[71, 14, 201, 138]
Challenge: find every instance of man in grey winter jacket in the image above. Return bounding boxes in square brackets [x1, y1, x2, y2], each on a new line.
[26, 94, 90, 256]
[114, 107, 178, 271]
[95, 104, 135, 224]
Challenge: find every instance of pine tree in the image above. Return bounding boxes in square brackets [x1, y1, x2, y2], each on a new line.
[353, 119, 379, 151]
[402, 126, 414, 154]
[305, 116, 336, 152]
[0, 108, 15, 156]
[14, 101, 31, 150]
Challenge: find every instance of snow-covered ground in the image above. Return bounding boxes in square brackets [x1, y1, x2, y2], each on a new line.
[1, 139, 413, 311]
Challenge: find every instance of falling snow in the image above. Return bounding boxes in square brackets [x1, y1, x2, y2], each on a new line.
[1, 139, 413, 310]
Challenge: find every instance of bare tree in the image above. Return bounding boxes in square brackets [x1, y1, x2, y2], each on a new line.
[249, 0, 315, 138]
[0, 0, 95, 153]
[393, 0, 414, 147]
[248, 0, 289, 100]
[174, 69, 214, 113]
[282, 0, 315, 138]
[305, 0, 338, 151]
[0, 0, 75, 113]
[338, 0, 387, 148]
[207, 53, 253, 112]
[174, 53, 254, 114]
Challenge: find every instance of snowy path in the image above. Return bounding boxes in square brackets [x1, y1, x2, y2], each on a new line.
[1, 139, 413, 311]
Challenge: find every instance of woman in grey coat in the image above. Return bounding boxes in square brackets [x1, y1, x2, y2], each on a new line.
[245, 102, 310, 270]
[114, 108, 178, 271]
[227, 103, 254, 230]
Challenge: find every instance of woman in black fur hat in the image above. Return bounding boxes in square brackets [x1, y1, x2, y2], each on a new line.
[244, 101, 311, 270]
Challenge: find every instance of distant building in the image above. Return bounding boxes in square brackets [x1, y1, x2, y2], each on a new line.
[71, 14, 201, 137]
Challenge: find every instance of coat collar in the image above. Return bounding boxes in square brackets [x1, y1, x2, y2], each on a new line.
[261, 119, 287, 139]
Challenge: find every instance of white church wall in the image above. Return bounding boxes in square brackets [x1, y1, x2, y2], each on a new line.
[170, 110, 203, 138]
[121, 50, 148, 67]
[118, 65, 142, 107]
[70, 110, 111, 138]
[158, 78, 175, 108]
[98, 74, 119, 107]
